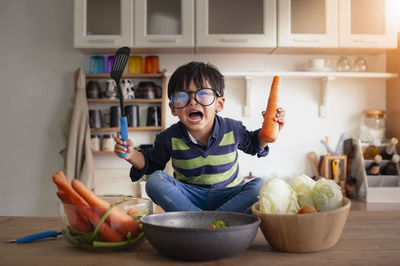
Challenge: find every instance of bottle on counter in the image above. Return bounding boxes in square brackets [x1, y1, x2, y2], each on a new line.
[364, 139, 381, 160]
[381, 137, 399, 160]
[359, 109, 386, 145]
[381, 154, 399, 176]
[366, 154, 382, 175]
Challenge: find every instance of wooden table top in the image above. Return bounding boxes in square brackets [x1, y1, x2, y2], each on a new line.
[1, 210, 400, 266]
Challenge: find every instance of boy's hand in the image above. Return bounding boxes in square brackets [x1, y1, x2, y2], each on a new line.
[114, 132, 135, 160]
[261, 107, 286, 130]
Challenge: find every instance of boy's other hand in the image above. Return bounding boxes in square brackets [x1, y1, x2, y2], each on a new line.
[114, 132, 135, 160]
[261, 107, 285, 130]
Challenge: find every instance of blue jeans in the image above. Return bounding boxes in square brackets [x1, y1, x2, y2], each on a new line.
[145, 170, 265, 213]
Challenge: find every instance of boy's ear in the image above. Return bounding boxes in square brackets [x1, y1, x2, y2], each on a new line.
[215, 96, 225, 113]
[169, 102, 178, 116]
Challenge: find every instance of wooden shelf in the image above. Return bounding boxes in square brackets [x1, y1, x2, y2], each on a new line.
[90, 126, 162, 132]
[165, 71, 398, 79]
[86, 73, 164, 79]
[165, 71, 397, 118]
[87, 98, 162, 103]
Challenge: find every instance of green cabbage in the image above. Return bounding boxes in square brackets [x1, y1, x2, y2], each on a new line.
[259, 178, 300, 214]
[290, 174, 316, 208]
[312, 178, 343, 211]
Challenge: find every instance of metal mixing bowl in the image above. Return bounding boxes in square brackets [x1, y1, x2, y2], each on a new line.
[141, 211, 260, 261]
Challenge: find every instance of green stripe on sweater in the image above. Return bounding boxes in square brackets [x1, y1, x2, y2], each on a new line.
[171, 138, 190, 150]
[174, 160, 239, 185]
[219, 131, 235, 146]
[172, 151, 236, 170]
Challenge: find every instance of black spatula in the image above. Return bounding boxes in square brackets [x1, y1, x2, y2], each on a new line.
[111, 47, 130, 158]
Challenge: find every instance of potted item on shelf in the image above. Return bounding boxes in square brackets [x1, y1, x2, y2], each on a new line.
[102, 135, 115, 152]
[103, 80, 117, 99]
[135, 81, 162, 99]
[146, 106, 161, 126]
[86, 81, 101, 99]
[125, 105, 139, 127]
[90, 135, 100, 152]
[89, 110, 104, 128]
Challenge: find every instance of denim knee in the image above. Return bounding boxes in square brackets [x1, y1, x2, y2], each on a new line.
[246, 178, 266, 194]
[145, 170, 165, 196]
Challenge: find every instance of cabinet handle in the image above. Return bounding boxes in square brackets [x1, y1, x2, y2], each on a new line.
[88, 39, 116, 43]
[354, 39, 379, 43]
[220, 38, 248, 43]
[293, 38, 320, 43]
[149, 38, 177, 43]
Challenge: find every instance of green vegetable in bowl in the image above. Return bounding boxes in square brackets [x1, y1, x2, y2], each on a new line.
[209, 220, 227, 228]
[290, 174, 316, 208]
[312, 178, 343, 212]
[259, 178, 300, 214]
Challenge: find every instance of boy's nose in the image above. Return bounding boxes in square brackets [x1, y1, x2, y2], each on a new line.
[188, 93, 197, 105]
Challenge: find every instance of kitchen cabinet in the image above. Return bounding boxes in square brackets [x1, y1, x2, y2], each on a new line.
[278, 0, 397, 51]
[134, 0, 194, 49]
[338, 0, 397, 49]
[278, 0, 338, 48]
[195, 0, 276, 52]
[74, 0, 397, 52]
[74, 0, 133, 48]
[86, 72, 167, 155]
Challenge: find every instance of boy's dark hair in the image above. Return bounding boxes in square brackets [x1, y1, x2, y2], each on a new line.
[167, 61, 225, 99]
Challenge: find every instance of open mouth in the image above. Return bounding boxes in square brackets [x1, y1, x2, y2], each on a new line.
[188, 111, 204, 123]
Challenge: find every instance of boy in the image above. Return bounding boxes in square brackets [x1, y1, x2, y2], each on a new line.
[114, 62, 285, 213]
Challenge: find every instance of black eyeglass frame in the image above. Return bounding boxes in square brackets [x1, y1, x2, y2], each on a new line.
[170, 88, 221, 109]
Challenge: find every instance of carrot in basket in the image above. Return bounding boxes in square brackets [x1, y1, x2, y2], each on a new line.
[52, 172, 124, 242]
[56, 191, 92, 232]
[71, 179, 140, 237]
[260, 76, 280, 142]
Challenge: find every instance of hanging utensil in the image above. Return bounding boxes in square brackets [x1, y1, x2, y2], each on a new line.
[334, 133, 346, 155]
[111, 47, 130, 158]
[307, 151, 320, 178]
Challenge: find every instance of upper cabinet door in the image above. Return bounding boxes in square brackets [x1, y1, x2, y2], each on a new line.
[134, 0, 194, 48]
[278, 0, 338, 48]
[338, 0, 397, 48]
[74, 0, 133, 48]
[195, 0, 276, 49]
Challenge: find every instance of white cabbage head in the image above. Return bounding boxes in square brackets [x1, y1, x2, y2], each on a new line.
[312, 178, 343, 211]
[259, 178, 300, 214]
[290, 174, 316, 208]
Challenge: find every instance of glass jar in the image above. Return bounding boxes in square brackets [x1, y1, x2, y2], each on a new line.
[359, 110, 386, 144]
[336, 56, 352, 72]
[353, 57, 368, 72]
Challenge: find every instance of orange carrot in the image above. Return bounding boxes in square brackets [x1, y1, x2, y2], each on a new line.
[260, 76, 280, 142]
[56, 191, 92, 232]
[52, 172, 124, 242]
[297, 205, 317, 214]
[71, 179, 140, 237]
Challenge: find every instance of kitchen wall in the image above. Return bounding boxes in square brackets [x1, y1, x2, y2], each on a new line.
[0, 0, 389, 216]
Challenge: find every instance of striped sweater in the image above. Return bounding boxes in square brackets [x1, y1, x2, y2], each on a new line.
[130, 115, 269, 188]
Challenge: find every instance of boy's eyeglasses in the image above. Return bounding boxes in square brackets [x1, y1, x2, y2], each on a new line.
[171, 88, 220, 109]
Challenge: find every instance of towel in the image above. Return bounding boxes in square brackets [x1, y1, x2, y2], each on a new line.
[64, 68, 95, 189]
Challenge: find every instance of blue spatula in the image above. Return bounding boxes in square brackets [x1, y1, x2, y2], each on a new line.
[111, 47, 130, 158]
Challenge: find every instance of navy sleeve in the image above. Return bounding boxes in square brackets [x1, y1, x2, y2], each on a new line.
[129, 131, 171, 182]
[236, 121, 269, 158]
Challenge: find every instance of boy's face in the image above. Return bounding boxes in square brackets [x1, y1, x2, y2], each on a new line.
[169, 80, 225, 134]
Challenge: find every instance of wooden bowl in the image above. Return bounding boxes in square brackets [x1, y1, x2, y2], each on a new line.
[251, 197, 351, 252]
